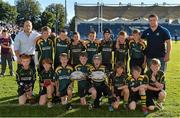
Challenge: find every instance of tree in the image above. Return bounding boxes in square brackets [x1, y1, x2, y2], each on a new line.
[45, 3, 65, 33]
[0, 1, 17, 23]
[40, 11, 56, 28]
[69, 16, 75, 32]
[15, 0, 41, 29]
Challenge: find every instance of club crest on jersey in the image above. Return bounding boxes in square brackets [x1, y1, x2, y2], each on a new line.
[156, 32, 160, 36]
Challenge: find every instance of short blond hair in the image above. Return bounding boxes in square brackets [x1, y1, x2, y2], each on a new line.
[151, 58, 161, 66]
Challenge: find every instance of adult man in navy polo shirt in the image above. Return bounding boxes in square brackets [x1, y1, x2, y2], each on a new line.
[141, 14, 172, 72]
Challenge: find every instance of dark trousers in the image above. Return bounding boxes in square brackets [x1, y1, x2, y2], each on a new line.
[1, 53, 13, 74]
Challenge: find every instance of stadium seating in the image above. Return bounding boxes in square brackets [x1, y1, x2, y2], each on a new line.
[77, 23, 180, 40]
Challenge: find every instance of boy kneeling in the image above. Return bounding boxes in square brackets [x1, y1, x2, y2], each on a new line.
[39, 59, 55, 108]
[55, 53, 74, 110]
[145, 58, 166, 111]
[16, 54, 36, 105]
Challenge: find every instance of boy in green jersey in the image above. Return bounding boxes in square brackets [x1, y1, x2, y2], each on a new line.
[35, 26, 53, 72]
[39, 58, 55, 108]
[146, 58, 166, 111]
[16, 54, 36, 105]
[74, 51, 97, 110]
[55, 53, 74, 110]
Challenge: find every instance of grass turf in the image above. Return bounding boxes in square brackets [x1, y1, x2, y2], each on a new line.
[0, 41, 180, 117]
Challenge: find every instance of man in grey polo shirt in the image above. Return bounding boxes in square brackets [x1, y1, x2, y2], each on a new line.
[14, 20, 40, 68]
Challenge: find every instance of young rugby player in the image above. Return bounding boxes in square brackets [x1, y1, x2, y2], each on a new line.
[55, 53, 74, 110]
[127, 66, 148, 115]
[84, 31, 99, 64]
[16, 54, 36, 105]
[110, 62, 129, 109]
[90, 54, 114, 111]
[69, 32, 85, 66]
[54, 30, 70, 69]
[145, 58, 166, 110]
[74, 51, 97, 110]
[35, 26, 53, 72]
[39, 59, 55, 108]
[129, 29, 146, 74]
[114, 31, 129, 73]
[99, 28, 115, 71]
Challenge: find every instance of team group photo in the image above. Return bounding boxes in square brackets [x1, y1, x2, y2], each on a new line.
[0, 0, 180, 117]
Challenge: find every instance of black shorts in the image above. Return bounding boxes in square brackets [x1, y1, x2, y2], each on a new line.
[129, 91, 140, 103]
[146, 90, 162, 107]
[59, 84, 71, 97]
[94, 83, 112, 97]
[17, 86, 32, 97]
[39, 86, 47, 96]
[17, 86, 26, 96]
[17, 83, 33, 96]
[78, 81, 92, 98]
[114, 88, 123, 99]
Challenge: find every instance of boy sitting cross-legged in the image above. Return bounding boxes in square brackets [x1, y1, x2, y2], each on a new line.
[127, 66, 148, 115]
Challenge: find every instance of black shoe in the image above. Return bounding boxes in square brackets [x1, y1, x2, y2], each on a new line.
[0, 73, 5, 77]
[66, 103, 73, 110]
[10, 73, 15, 76]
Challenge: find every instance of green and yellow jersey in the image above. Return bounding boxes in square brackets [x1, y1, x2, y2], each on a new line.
[145, 69, 165, 90]
[39, 69, 55, 83]
[85, 39, 99, 64]
[54, 38, 70, 64]
[114, 40, 129, 65]
[69, 41, 85, 65]
[55, 65, 73, 92]
[129, 39, 146, 59]
[36, 37, 54, 63]
[127, 75, 148, 89]
[99, 39, 114, 64]
[16, 66, 36, 85]
[110, 73, 128, 89]
[75, 63, 93, 88]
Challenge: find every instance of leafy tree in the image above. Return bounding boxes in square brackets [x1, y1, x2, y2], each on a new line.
[45, 3, 65, 32]
[40, 11, 56, 28]
[15, 0, 41, 29]
[0, 1, 17, 23]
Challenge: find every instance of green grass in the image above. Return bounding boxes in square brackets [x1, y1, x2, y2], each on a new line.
[0, 41, 180, 117]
